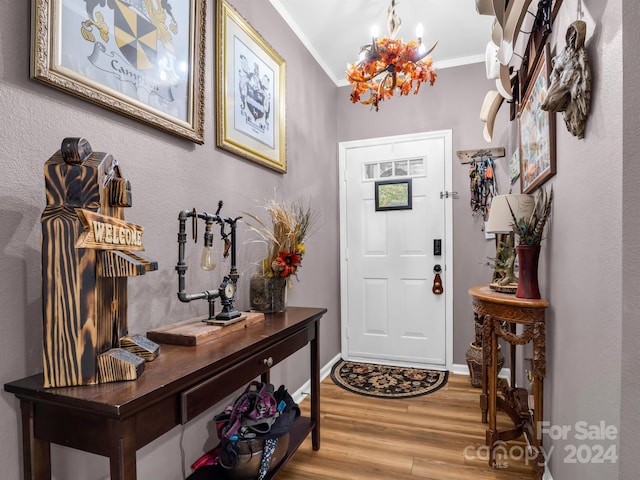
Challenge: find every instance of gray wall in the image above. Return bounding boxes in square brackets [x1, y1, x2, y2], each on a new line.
[0, 1, 339, 478]
[542, 1, 625, 478]
[622, 0, 640, 478]
[0, 0, 638, 479]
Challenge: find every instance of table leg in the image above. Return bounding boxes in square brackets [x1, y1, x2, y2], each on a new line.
[510, 323, 516, 388]
[486, 317, 499, 467]
[480, 315, 493, 423]
[530, 375, 545, 478]
[20, 399, 51, 480]
[310, 319, 320, 451]
[480, 314, 492, 424]
[107, 417, 137, 480]
[532, 320, 546, 478]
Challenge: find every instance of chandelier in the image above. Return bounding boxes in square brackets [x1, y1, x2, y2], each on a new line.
[346, 0, 438, 111]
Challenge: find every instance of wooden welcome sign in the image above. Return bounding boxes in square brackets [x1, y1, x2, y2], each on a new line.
[41, 138, 158, 387]
[76, 210, 145, 250]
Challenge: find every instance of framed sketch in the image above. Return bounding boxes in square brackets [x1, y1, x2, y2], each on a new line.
[518, 43, 556, 193]
[216, 0, 286, 173]
[375, 179, 413, 211]
[30, 0, 207, 144]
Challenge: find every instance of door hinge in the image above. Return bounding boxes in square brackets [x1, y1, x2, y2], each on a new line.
[440, 191, 458, 199]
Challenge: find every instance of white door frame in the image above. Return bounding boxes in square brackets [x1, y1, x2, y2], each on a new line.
[338, 130, 454, 370]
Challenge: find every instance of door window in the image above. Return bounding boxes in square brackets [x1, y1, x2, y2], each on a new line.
[362, 157, 425, 180]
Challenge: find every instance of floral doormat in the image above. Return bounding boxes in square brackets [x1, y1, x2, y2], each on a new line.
[330, 359, 448, 398]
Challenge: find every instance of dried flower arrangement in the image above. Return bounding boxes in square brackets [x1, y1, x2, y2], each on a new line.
[508, 187, 554, 246]
[243, 199, 318, 281]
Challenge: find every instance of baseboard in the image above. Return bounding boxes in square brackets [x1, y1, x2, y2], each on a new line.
[451, 362, 512, 381]
[450, 362, 472, 376]
[291, 353, 341, 404]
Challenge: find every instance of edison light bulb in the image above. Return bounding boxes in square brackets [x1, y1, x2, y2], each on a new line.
[200, 246, 216, 271]
[200, 224, 216, 271]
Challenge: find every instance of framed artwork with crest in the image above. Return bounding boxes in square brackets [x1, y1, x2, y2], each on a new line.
[216, 0, 287, 173]
[31, 0, 206, 143]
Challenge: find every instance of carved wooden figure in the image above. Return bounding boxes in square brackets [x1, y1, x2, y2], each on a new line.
[41, 138, 157, 387]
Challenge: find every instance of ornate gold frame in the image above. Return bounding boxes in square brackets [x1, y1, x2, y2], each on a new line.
[31, 0, 206, 144]
[216, 0, 286, 173]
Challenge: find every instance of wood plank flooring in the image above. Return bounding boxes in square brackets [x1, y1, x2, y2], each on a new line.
[278, 373, 537, 480]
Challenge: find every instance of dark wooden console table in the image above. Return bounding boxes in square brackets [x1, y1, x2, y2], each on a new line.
[468, 285, 547, 479]
[5, 306, 326, 480]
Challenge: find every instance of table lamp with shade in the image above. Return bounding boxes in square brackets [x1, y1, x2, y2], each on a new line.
[485, 194, 534, 293]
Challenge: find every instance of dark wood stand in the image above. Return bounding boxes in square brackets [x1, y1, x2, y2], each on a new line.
[5, 307, 326, 480]
[469, 285, 548, 479]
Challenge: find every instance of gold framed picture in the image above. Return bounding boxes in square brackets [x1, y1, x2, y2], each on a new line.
[216, 0, 286, 173]
[31, 0, 206, 144]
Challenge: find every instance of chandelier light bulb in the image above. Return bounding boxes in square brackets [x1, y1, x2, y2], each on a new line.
[416, 23, 424, 39]
[371, 25, 380, 39]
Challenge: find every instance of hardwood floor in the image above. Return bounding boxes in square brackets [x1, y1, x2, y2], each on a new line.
[278, 373, 537, 480]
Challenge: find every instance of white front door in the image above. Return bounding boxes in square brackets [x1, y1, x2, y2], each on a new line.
[339, 131, 453, 369]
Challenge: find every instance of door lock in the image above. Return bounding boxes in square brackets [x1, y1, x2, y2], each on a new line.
[433, 239, 442, 256]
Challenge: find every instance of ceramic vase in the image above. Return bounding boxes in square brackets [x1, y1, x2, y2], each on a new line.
[249, 275, 287, 313]
[516, 245, 541, 299]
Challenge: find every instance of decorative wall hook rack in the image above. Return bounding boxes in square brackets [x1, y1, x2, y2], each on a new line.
[456, 147, 505, 164]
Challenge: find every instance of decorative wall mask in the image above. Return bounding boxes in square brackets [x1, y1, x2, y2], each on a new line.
[541, 20, 591, 139]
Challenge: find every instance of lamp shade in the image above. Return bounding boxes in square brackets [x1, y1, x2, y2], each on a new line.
[486, 194, 534, 233]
